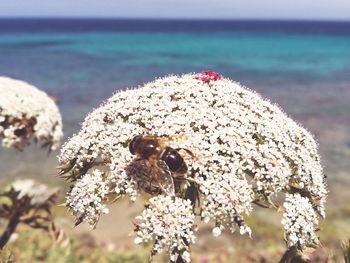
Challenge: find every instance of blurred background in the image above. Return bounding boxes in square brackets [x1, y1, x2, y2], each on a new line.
[0, 0, 349, 262]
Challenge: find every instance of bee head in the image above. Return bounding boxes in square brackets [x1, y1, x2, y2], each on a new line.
[129, 135, 143, 155]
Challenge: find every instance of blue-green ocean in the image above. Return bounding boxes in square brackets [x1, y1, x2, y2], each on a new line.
[0, 19, 349, 181]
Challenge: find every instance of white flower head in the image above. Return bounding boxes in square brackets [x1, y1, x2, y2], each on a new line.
[0, 77, 63, 150]
[66, 169, 110, 228]
[59, 71, 327, 261]
[200, 174, 254, 235]
[134, 195, 196, 262]
[282, 193, 319, 248]
[10, 179, 59, 206]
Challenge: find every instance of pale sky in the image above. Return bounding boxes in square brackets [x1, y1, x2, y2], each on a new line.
[0, 0, 349, 20]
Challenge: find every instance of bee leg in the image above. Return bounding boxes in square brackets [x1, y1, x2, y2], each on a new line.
[175, 148, 195, 158]
[153, 178, 170, 196]
[158, 184, 166, 195]
[184, 181, 200, 211]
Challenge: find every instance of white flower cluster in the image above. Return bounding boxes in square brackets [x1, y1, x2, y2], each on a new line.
[66, 169, 110, 227]
[11, 179, 59, 206]
[134, 195, 196, 262]
[59, 72, 327, 259]
[282, 193, 319, 248]
[200, 174, 254, 236]
[0, 77, 63, 150]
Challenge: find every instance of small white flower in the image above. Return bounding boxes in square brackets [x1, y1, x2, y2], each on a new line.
[239, 225, 252, 237]
[9, 233, 19, 243]
[182, 251, 191, 262]
[212, 227, 222, 237]
[134, 237, 143, 244]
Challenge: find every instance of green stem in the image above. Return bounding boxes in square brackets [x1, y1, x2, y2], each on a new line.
[0, 211, 21, 249]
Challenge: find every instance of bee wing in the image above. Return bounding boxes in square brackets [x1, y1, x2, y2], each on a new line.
[155, 160, 175, 196]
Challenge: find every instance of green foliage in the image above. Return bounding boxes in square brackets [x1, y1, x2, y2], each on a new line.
[4, 228, 149, 263]
[2, 214, 350, 263]
[0, 248, 14, 263]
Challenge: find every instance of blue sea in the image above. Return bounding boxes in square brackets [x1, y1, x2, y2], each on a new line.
[0, 19, 349, 181]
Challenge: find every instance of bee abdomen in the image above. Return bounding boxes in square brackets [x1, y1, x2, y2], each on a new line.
[160, 147, 187, 174]
[125, 159, 162, 195]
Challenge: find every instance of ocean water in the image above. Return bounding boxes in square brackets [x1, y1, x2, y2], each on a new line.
[0, 19, 349, 181]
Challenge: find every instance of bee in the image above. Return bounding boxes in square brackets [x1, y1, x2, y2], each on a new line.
[126, 134, 194, 196]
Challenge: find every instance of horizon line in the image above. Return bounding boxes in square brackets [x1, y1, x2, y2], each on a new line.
[0, 16, 350, 23]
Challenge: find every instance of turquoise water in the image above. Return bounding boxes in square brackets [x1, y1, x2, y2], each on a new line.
[1, 30, 350, 132]
[2, 32, 350, 83]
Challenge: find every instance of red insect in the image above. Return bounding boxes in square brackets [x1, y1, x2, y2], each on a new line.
[194, 70, 222, 83]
